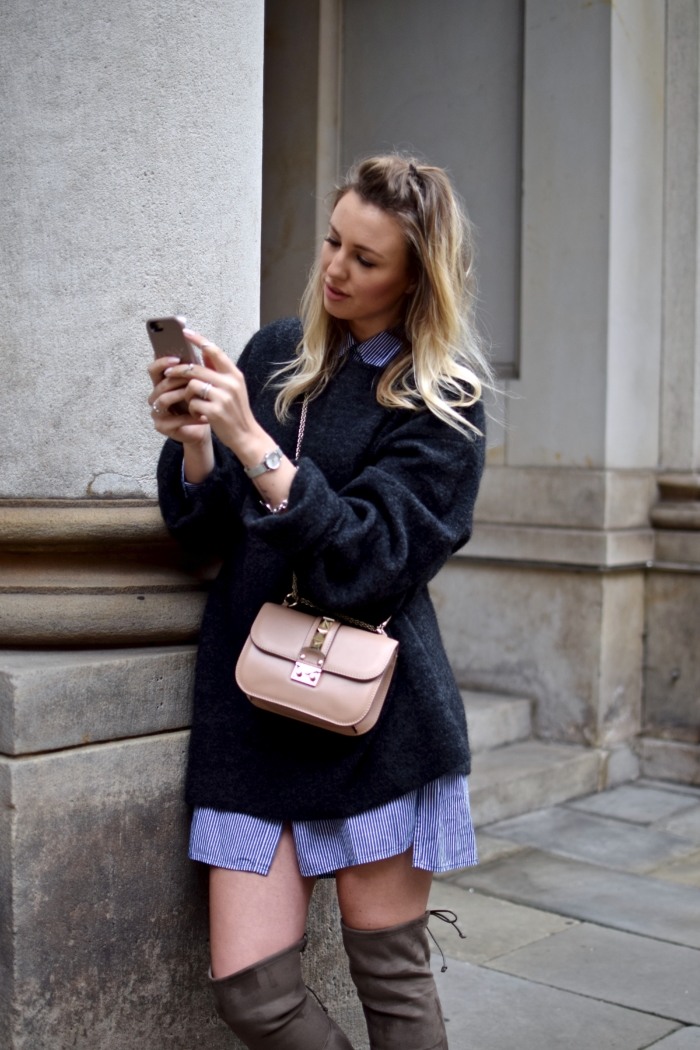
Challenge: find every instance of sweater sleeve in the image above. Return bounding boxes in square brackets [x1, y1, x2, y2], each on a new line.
[241, 399, 485, 613]
[155, 333, 264, 559]
[157, 433, 248, 560]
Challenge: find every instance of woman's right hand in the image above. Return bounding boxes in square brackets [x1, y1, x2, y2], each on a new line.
[147, 356, 215, 482]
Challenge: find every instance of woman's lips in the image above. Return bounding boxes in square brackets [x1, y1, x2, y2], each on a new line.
[324, 283, 349, 301]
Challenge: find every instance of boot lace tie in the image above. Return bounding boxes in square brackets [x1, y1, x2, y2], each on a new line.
[427, 909, 467, 972]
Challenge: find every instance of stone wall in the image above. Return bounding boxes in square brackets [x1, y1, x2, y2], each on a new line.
[430, 0, 700, 784]
[432, 561, 645, 750]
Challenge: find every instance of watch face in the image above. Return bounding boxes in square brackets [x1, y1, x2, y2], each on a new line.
[264, 449, 282, 470]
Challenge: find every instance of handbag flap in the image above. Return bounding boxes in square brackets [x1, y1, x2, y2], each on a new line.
[250, 602, 397, 681]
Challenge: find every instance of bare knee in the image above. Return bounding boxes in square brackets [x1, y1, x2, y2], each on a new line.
[336, 848, 433, 930]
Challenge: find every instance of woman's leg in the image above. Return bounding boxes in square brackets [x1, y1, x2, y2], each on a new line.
[208, 824, 353, 1049]
[209, 823, 315, 977]
[337, 850, 446, 1050]
[335, 846, 432, 930]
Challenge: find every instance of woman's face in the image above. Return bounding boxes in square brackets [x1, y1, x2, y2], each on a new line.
[321, 190, 416, 342]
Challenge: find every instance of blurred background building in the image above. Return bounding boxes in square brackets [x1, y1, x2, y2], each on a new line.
[262, 0, 698, 787]
[1, 1, 697, 1046]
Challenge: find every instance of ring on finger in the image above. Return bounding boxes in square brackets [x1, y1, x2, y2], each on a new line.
[198, 382, 213, 401]
[184, 363, 195, 374]
[153, 402, 163, 414]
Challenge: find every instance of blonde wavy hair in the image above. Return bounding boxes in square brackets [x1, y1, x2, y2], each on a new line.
[273, 154, 492, 437]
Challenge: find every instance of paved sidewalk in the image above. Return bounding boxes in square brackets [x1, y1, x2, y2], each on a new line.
[428, 779, 700, 1050]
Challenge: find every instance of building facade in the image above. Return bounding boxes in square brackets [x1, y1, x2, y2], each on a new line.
[262, 0, 699, 780]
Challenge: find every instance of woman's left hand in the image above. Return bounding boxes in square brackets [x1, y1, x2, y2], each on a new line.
[156, 330, 270, 466]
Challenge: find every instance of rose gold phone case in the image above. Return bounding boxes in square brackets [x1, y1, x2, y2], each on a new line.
[146, 317, 200, 415]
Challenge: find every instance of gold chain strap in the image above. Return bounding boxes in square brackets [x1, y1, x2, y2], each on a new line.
[287, 573, 389, 634]
[295, 394, 309, 461]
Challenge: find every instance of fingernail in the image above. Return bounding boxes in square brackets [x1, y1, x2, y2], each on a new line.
[164, 368, 173, 375]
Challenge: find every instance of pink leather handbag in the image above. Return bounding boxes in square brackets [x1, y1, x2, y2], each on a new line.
[235, 396, 399, 735]
[236, 596, 398, 735]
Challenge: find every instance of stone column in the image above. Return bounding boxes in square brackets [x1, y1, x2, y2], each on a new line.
[433, 0, 665, 770]
[0, 1, 366, 1046]
[640, 0, 700, 784]
[660, 0, 700, 478]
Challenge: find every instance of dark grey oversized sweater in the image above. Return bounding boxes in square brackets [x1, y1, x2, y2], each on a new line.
[157, 318, 485, 820]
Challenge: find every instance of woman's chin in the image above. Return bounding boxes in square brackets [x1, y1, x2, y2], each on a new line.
[323, 297, 352, 320]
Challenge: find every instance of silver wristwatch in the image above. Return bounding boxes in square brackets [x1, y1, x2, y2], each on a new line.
[243, 446, 284, 479]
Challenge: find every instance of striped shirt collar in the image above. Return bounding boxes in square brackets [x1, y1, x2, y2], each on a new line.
[339, 325, 406, 367]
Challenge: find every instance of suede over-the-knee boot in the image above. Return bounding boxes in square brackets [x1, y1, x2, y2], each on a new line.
[209, 935, 354, 1050]
[342, 913, 448, 1050]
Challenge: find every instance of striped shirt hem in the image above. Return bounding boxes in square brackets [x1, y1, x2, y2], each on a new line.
[189, 773, 477, 877]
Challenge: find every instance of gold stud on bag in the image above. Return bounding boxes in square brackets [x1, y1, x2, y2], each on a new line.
[235, 395, 399, 735]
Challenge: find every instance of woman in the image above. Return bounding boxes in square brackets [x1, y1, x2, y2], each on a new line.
[149, 155, 489, 1050]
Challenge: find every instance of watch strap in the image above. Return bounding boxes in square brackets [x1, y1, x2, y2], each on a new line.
[244, 446, 284, 479]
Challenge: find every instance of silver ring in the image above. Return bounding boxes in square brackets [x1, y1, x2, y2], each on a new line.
[184, 363, 195, 374]
[198, 382, 213, 401]
[153, 402, 163, 414]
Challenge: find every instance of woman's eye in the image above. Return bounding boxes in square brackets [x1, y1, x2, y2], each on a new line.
[358, 256, 375, 268]
[324, 236, 340, 246]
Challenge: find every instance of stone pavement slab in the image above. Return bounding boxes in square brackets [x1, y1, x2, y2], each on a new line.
[639, 779, 700, 799]
[568, 784, 698, 824]
[648, 849, 700, 889]
[484, 806, 697, 872]
[454, 849, 700, 948]
[661, 806, 700, 844]
[430, 955, 679, 1050]
[486, 921, 700, 1024]
[427, 880, 577, 965]
[652, 1029, 700, 1048]
[473, 831, 527, 865]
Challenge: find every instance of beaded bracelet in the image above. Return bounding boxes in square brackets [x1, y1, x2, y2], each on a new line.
[262, 498, 289, 515]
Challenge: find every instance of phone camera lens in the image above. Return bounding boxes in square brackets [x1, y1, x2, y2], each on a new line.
[149, 321, 164, 332]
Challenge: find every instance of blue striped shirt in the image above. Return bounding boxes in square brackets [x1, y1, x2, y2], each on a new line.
[187, 324, 477, 875]
[190, 774, 476, 876]
[340, 324, 407, 366]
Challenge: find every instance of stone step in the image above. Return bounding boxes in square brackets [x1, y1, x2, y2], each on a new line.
[635, 738, 700, 788]
[462, 690, 533, 753]
[469, 740, 602, 827]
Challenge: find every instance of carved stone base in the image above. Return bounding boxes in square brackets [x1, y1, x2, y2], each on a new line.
[0, 646, 367, 1050]
[0, 501, 214, 646]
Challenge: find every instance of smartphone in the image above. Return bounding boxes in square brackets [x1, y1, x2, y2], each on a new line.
[146, 316, 201, 415]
